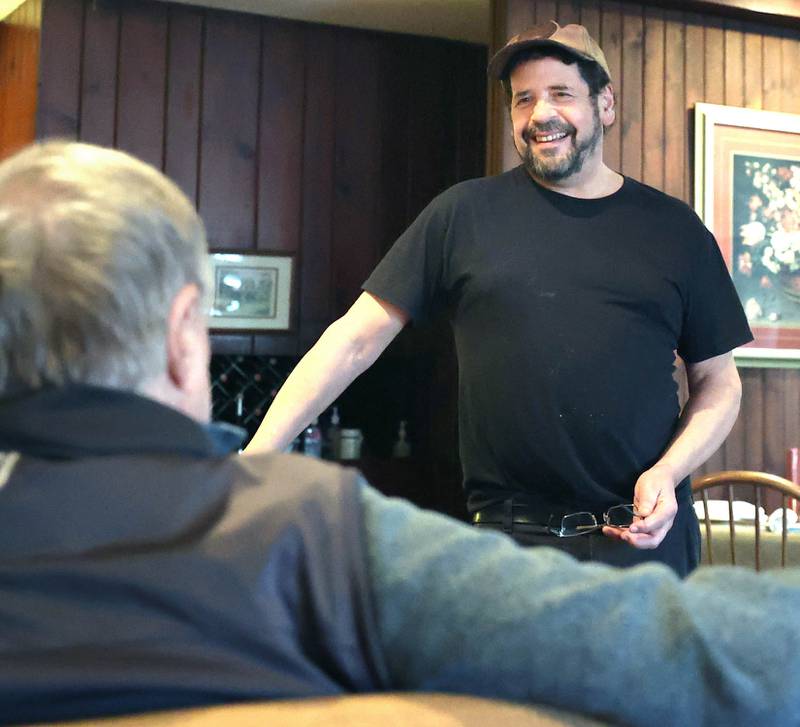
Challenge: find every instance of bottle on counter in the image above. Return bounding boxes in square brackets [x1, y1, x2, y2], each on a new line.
[302, 418, 323, 458]
[339, 428, 364, 461]
[326, 406, 341, 460]
[392, 420, 411, 459]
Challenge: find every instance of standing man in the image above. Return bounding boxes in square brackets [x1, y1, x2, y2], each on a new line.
[246, 22, 752, 575]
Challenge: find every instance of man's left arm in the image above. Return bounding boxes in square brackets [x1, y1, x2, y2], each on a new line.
[607, 350, 742, 549]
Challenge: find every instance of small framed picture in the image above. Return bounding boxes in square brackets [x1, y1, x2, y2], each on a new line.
[208, 252, 294, 331]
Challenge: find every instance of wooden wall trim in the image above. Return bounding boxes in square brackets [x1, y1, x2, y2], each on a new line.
[485, 0, 507, 177]
[0, 0, 41, 160]
[638, 0, 800, 28]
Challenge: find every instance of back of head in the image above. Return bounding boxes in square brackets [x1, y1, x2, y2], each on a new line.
[0, 141, 209, 394]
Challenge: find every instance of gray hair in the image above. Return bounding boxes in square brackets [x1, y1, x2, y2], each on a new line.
[0, 140, 210, 393]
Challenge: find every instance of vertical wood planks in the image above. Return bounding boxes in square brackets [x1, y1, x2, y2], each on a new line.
[580, 0, 601, 43]
[663, 9, 684, 200]
[164, 6, 203, 203]
[405, 38, 449, 223]
[257, 20, 304, 255]
[116, 0, 168, 168]
[79, 1, 119, 147]
[36, 0, 83, 138]
[784, 370, 800, 468]
[535, 1, 558, 24]
[298, 25, 336, 347]
[621, 6, 643, 180]
[743, 26, 763, 109]
[723, 19, 745, 108]
[742, 368, 765, 471]
[600, 1, 622, 171]
[331, 30, 382, 316]
[558, 0, 582, 26]
[781, 32, 800, 115]
[762, 30, 782, 111]
[197, 10, 260, 249]
[764, 368, 787, 475]
[376, 34, 411, 255]
[684, 13, 704, 204]
[704, 21, 725, 105]
[642, 6, 664, 190]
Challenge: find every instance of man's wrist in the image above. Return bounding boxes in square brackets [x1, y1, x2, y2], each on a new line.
[648, 460, 682, 489]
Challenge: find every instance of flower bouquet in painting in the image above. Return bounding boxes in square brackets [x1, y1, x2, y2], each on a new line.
[734, 157, 800, 323]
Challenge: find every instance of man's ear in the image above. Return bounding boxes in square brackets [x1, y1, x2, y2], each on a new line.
[166, 283, 203, 391]
[599, 84, 616, 128]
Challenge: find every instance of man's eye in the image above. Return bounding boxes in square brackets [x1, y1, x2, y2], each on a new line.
[515, 96, 531, 107]
[554, 91, 573, 99]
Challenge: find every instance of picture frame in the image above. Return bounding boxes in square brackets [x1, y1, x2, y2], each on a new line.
[695, 102, 800, 366]
[208, 252, 294, 331]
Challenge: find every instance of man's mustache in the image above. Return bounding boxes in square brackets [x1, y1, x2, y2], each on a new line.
[522, 122, 576, 144]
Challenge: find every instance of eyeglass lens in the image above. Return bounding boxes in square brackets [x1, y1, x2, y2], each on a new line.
[605, 504, 637, 527]
[552, 504, 638, 537]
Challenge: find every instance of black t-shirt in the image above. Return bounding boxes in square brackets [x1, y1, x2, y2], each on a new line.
[364, 166, 753, 515]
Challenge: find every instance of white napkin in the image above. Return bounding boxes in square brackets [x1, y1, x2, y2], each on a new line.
[767, 508, 800, 533]
[693, 499, 767, 523]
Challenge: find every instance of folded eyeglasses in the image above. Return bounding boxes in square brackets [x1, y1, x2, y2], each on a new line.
[548, 504, 640, 537]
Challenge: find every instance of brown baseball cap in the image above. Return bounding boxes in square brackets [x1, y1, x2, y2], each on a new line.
[488, 20, 611, 82]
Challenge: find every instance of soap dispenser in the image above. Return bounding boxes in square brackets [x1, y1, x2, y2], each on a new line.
[392, 420, 411, 459]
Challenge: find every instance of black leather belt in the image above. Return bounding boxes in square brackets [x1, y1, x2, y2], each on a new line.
[472, 501, 553, 535]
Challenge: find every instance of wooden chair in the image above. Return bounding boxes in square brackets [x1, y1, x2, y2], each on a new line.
[692, 470, 800, 570]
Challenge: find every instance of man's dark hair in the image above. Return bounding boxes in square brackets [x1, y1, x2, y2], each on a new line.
[501, 46, 611, 107]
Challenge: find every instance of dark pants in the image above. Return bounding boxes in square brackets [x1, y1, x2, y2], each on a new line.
[474, 497, 701, 577]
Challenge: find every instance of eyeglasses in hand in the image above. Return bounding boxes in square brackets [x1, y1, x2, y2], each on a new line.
[548, 504, 640, 538]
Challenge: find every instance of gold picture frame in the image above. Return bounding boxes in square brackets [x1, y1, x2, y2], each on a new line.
[695, 103, 800, 365]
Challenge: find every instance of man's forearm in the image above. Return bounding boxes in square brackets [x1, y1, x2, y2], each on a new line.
[656, 357, 742, 485]
[244, 320, 375, 454]
[245, 292, 408, 454]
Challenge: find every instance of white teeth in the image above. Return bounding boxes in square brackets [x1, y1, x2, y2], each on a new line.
[535, 132, 567, 143]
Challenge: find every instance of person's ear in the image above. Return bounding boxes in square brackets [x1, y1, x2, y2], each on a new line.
[599, 84, 615, 127]
[166, 283, 204, 391]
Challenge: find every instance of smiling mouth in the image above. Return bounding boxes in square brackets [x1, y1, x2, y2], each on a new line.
[533, 131, 569, 144]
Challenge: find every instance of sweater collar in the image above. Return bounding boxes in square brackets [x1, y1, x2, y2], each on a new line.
[0, 385, 246, 459]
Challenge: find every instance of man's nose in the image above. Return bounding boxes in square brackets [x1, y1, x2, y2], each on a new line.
[528, 96, 559, 123]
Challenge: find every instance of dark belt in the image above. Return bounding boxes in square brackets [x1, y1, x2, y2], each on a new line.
[472, 500, 553, 535]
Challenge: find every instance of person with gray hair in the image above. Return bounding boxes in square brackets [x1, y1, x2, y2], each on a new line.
[0, 140, 798, 727]
[0, 141, 210, 398]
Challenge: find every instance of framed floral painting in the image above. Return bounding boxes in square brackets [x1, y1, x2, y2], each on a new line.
[695, 103, 800, 364]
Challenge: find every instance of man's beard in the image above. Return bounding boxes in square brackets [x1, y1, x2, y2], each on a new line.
[520, 106, 603, 183]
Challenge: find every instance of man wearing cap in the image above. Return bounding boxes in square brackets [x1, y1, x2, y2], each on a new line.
[247, 22, 752, 576]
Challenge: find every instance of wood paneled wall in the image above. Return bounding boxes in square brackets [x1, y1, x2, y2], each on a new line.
[37, 0, 486, 357]
[35, 0, 485, 519]
[0, 0, 42, 161]
[491, 0, 800, 479]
